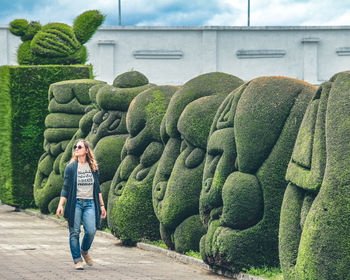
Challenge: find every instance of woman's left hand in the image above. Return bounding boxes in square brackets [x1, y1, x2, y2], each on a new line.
[100, 205, 106, 219]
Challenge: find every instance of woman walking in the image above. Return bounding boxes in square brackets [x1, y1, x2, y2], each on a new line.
[56, 139, 106, 270]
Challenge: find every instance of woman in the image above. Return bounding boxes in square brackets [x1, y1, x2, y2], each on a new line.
[56, 139, 106, 270]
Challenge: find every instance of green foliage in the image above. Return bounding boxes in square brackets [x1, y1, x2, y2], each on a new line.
[143, 239, 168, 249]
[9, 19, 41, 41]
[243, 266, 283, 280]
[73, 10, 105, 44]
[280, 71, 350, 280]
[184, 250, 202, 259]
[0, 65, 91, 208]
[200, 77, 316, 273]
[108, 85, 177, 244]
[113, 163, 161, 245]
[173, 215, 206, 253]
[9, 19, 28, 37]
[45, 113, 82, 128]
[10, 10, 102, 65]
[100, 180, 111, 229]
[113, 71, 149, 88]
[34, 78, 103, 213]
[153, 72, 243, 253]
[34, 171, 63, 213]
[221, 172, 263, 229]
[164, 72, 244, 138]
[19, 43, 87, 65]
[48, 195, 60, 214]
[94, 135, 128, 183]
[22, 21, 41, 41]
[31, 23, 80, 57]
[96, 84, 154, 112]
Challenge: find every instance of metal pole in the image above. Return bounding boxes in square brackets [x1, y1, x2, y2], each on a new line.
[118, 0, 122, 26]
[248, 0, 250, 26]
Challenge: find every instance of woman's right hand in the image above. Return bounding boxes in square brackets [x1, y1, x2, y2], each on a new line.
[56, 205, 64, 218]
[56, 197, 67, 219]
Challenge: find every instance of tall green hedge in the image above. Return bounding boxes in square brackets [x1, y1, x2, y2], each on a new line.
[0, 65, 92, 208]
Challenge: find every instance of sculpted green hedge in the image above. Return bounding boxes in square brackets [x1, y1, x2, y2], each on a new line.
[0, 65, 91, 208]
[279, 71, 350, 280]
[34, 79, 104, 213]
[108, 85, 177, 245]
[9, 10, 104, 65]
[57, 71, 153, 226]
[152, 72, 244, 253]
[199, 77, 316, 272]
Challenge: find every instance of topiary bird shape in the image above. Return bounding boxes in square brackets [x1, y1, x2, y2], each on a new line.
[9, 10, 105, 65]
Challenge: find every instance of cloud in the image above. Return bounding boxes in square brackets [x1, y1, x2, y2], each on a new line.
[0, 0, 349, 27]
[122, 0, 233, 26]
[245, 0, 350, 26]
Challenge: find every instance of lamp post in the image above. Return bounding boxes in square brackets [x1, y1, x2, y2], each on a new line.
[248, 0, 250, 26]
[118, 0, 122, 26]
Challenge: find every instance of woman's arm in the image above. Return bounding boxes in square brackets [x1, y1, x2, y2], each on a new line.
[98, 193, 106, 219]
[56, 196, 67, 218]
[56, 164, 71, 218]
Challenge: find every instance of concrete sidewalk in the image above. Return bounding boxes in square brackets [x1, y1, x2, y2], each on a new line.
[0, 203, 263, 280]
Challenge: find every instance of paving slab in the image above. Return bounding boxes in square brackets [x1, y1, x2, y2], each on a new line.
[0, 203, 264, 280]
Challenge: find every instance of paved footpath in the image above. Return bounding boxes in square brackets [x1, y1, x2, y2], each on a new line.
[0, 203, 231, 280]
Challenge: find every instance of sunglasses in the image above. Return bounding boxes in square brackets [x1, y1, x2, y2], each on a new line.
[73, 145, 84, 150]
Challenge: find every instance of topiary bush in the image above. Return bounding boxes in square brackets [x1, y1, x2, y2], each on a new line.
[108, 85, 178, 245]
[199, 77, 316, 273]
[279, 71, 350, 280]
[59, 71, 153, 226]
[34, 79, 104, 213]
[9, 10, 105, 65]
[73, 10, 106, 45]
[152, 72, 244, 253]
[0, 65, 92, 208]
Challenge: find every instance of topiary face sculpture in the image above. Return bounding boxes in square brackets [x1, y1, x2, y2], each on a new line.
[199, 77, 316, 273]
[58, 71, 152, 227]
[107, 85, 177, 245]
[152, 72, 244, 253]
[34, 79, 105, 213]
[85, 71, 154, 148]
[279, 71, 350, 280]
[9, 10, 105, 65]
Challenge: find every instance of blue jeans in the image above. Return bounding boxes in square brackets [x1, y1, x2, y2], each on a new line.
[69, 199, 96, 264]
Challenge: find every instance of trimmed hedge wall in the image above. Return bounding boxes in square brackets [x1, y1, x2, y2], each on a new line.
[0, 65, 92, 208]
[199, 77, 316, 273]
[152, 72, 244, 252]
[279, 71, 350, 280]
[108, 85, 177, 245]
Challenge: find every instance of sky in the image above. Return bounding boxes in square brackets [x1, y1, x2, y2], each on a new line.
[0, 0, 350, 27]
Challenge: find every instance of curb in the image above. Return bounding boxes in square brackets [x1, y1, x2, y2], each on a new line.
[20, 208, 267, 280]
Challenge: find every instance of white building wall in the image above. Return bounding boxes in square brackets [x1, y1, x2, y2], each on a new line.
[1, 25, 350, 85]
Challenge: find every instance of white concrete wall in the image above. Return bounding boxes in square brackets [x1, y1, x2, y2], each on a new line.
[1, 25, 350, 85]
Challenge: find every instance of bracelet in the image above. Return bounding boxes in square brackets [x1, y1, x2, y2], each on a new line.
[100, 205, 104, 207]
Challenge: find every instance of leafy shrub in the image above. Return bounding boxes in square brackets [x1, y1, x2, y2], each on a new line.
[0, 65, 92, 208]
